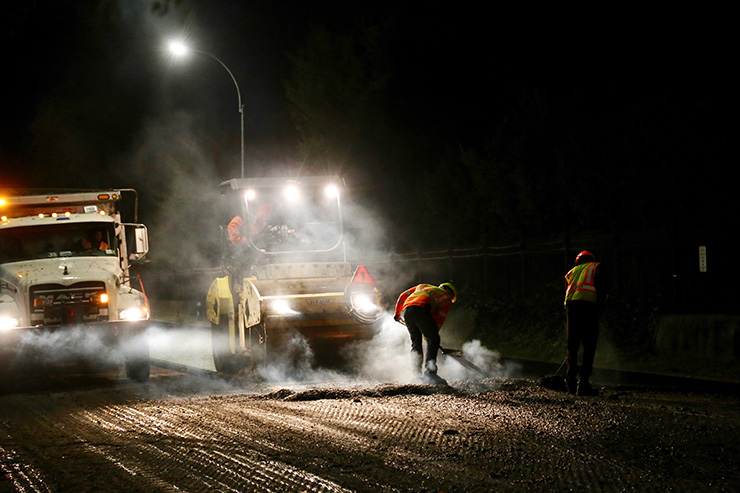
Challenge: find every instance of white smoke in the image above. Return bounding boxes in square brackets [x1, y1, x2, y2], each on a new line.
[16, 329, 121, 368]
[147, 324, 216, 372]
[257, 330, 345, 383]
[5, 326, 154, 380]
[145, 314, 507, 391]
[343, 313, 417, 383]
[439, 339, 503, 381]
[341, 312, 505, 384]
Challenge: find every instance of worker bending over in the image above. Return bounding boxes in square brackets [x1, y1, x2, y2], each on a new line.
[394, 282, 457, 385]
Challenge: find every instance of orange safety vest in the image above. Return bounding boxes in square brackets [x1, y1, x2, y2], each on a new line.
[82, 239, 109, 250]
[564, 262, 600, 306]
[395, 283, 454, 329]
[227, 216, 246, 245]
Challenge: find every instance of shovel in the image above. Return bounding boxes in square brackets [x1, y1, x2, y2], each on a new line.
[396, 317, 494, 378]
[440, 346, 492, 378]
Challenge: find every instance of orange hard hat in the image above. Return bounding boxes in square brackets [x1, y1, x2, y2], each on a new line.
[575, 250, 595, 263]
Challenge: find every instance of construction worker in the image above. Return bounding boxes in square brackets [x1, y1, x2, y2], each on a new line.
[227, 215, 247, 246]
[394, 282, 457, 385]
[228, 203, 273, 247]
[564, 250, 606, 396]
[82, 230, 108, 251]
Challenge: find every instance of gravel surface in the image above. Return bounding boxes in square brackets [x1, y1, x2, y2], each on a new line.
[1, 366, 739, 492]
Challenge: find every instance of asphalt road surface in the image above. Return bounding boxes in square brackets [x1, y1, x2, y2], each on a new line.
[1, 325, 739, 492]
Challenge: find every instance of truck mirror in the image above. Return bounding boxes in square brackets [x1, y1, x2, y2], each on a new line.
[134, 226, 149, 258]
[124, 224, 149, 260]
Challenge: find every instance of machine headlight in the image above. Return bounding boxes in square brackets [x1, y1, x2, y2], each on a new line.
[119, 306, 149, 321]
[269, 299, 298, 316]
[0, 316, 20, 330]
[350, 293, 379, 316]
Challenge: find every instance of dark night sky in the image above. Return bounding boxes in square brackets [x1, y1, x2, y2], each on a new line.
[1, 1, 735, 239]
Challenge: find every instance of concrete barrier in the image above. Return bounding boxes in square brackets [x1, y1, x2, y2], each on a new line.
[655, 315, 740, 358]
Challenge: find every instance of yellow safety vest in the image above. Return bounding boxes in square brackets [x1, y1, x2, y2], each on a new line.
[564, 262, 600, 306]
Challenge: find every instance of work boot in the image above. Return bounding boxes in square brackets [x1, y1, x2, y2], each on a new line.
[422, 371, 448, 386]
[566, 377, 578, 395]
[577, 381, 599, 396]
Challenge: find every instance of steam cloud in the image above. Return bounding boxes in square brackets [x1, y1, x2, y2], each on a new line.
[146, 312, 506, 389]
[6, 327, 148, 375]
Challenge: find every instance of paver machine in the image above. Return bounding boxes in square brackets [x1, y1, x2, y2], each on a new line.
[205, 176, 382, 373]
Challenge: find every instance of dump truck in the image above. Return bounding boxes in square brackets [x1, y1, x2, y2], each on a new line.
[205, 176, 382, 373]
[0, 189, 152, 381]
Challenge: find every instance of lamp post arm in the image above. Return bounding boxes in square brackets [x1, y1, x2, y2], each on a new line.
[195, 50, 245, 178]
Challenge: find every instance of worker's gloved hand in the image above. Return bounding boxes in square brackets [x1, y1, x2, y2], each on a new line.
[393, 314, 400, 322]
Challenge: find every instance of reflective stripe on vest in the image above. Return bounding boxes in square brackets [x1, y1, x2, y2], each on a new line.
[564, 262, 600, 306]
[401, 284, 454, 329]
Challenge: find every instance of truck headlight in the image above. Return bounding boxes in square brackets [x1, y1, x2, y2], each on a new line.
[0, 316, 20, 330]
[119, 306, 149, 321]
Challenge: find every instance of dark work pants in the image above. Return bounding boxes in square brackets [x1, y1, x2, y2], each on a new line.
[566, 301, 599, 384]
[402, 305, 440, 373]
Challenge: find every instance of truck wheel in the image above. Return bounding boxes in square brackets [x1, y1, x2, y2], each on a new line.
[212, 314, 248, 374]
[124, 335, 150, 382]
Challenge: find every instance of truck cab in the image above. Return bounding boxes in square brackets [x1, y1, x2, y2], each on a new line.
[0, 190, 151, 381]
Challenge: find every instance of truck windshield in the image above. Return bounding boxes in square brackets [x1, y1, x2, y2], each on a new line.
[244, 185, 341, 253]
[0, 223, 116, 263]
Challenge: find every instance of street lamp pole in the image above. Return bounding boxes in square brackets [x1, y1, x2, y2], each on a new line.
[168, 42, 245, 178]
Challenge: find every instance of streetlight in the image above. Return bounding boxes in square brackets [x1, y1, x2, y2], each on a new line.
[167, 40, 245, 178]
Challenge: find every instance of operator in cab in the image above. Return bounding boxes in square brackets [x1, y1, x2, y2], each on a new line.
[82, 230, 108, 251]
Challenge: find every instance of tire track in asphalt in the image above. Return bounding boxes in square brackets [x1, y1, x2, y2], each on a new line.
[74, 402, 353, 492]
[1, 388, 352, 492]
[234, 390, 664, 491]
[3, 375, 739, 491]
[0, 444, 51, 493]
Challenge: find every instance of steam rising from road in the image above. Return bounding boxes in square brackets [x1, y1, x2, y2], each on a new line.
[3, 316, 507, 395]
[4, 328, 151, 380]
[344, 313, 506, 383]
[146, 311, 507, 392]
[14, 329, 121, 368]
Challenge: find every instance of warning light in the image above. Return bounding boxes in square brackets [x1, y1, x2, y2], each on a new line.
[97, 194, 110, 200]
[0, 199, 5, 206]
[350, 265, 377, 285]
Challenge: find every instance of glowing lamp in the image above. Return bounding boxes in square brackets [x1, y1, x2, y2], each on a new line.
[325, 184, 339, 199]
[284, 185, 300, 201]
